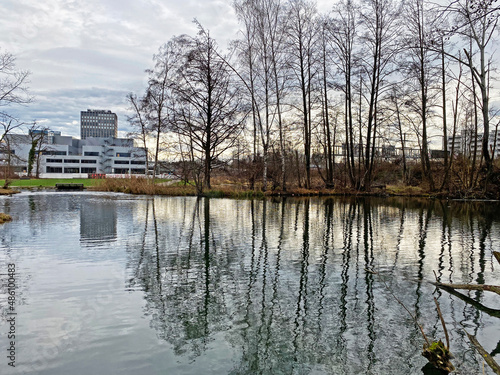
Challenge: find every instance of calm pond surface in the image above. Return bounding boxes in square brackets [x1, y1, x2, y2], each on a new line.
[0, 192, 499, 374]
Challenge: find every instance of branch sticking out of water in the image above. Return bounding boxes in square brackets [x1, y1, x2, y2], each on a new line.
[494, 251, 500, 266]
[434, 297, 450, 350]
[463, 327, 500, 375]
[432, 282, 500, 296]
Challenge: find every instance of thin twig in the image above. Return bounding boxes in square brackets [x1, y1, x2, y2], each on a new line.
[381, 278, 430, 346]
[434, 297, 450, 349]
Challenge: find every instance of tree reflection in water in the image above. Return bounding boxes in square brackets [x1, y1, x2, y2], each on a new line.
[126, 196, 500, 375]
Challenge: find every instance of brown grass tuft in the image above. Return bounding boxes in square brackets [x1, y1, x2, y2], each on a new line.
[0, 213, 12, 224]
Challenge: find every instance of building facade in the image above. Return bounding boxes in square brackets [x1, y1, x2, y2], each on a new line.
[80, 109, 118, 139]
[447, 130, 500, 158]
[3, 133, 147, 178]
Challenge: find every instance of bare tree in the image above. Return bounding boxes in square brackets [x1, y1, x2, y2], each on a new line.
[126, 93, 150, 178]
[441, 54, 464, 191]
[266, 0, 290, 190]
[318, 17, 336, 188]
[0, 50, 32, 112]
[402, 0, 441, 190]
[358, 0, 403, 190]
[330, 0, 359, 188]
[442, 0, 500, 173]
[233, 0, 262, 188]
[0, 49, 32, 184]
[27, 123, 50, 178]
[286, 0, 319, 189]
[142, 41, 180, 180]
[0, 49, 32, 144]
[234, 0, 288, 191]
[172, 23, 247, 191]
[386, 87, 409, 183]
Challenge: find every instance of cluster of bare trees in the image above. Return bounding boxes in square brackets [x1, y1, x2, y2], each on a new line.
[128, 23, 247, 192]
[128, 0, 500, 193]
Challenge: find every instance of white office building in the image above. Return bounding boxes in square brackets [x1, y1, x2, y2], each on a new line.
[447, 130, 500, 158]
[2, 131, 147, 178]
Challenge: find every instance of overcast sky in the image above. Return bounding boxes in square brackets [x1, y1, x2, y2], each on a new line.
[2, 0, 331, 138]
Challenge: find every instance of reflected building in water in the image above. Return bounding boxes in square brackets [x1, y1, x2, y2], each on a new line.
[80, 200, 117, 245]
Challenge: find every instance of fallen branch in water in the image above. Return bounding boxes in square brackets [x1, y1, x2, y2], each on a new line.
[432, 282, 500, 296]
[430, 252, 500, 374]
[494, 251, 500, 266]
[463, 327, 500, 375]
[436, 286, 500, 319]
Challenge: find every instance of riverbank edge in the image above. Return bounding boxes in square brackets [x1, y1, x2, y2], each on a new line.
[88, 183, 495, 200]
[4, 180, 497, 200]
[0, 188, 21, 196]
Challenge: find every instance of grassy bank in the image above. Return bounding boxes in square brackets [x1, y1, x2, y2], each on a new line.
[0, 175, 492, 199]
[92, 178, 263, 198]
[0, 188, 20, 195]
[92, 177, 431, 198]
[1, 178, 98, 188]
[1, 178, 172, 189]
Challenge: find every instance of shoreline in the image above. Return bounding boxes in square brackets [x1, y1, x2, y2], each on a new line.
[2, 179, 498, 201]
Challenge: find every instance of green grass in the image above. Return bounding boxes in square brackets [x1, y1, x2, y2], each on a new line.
[2, 177, 171, 189]
[1, 178, 99, 188]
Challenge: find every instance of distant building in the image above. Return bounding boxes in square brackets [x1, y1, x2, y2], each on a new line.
[447, 130, 500, 158]
[2, 132, 147, 178]
[80, 109, 118, 139]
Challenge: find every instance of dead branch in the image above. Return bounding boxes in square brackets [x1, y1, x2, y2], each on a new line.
[437, 286, 500, 319]
[463, 328, 500, 375]
[494, 251, 500, 266]
[432, 282, 500, 297]
[434, 297, 450, 350]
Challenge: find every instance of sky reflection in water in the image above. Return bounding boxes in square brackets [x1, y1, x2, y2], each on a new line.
[0, 192, 499, 374]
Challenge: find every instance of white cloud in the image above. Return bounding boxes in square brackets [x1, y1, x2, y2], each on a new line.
[2, 0, 332, 137]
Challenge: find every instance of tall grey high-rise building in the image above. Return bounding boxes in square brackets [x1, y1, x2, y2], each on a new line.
[80, 109, 118, 139]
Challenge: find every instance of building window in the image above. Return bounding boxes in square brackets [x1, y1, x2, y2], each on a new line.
[44, 150, 67, 156]
[64, 159, 80, 163]
[81, 159, 97, 164]
[113, 168, 129, 174]
[114, 160, 130, 165]
[81, 167, 97, 173]
[46, 159, 63, 163]
[64, 167, 80, 173]
[84, 151, 99, 156]
[131, 160, 145, 165]
[116, 152, 131, 157]
[46, 166, 62, 173]
[131, 169, 145, 174]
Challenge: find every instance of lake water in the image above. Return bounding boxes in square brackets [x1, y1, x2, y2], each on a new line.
[0, 192, 499, 374]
